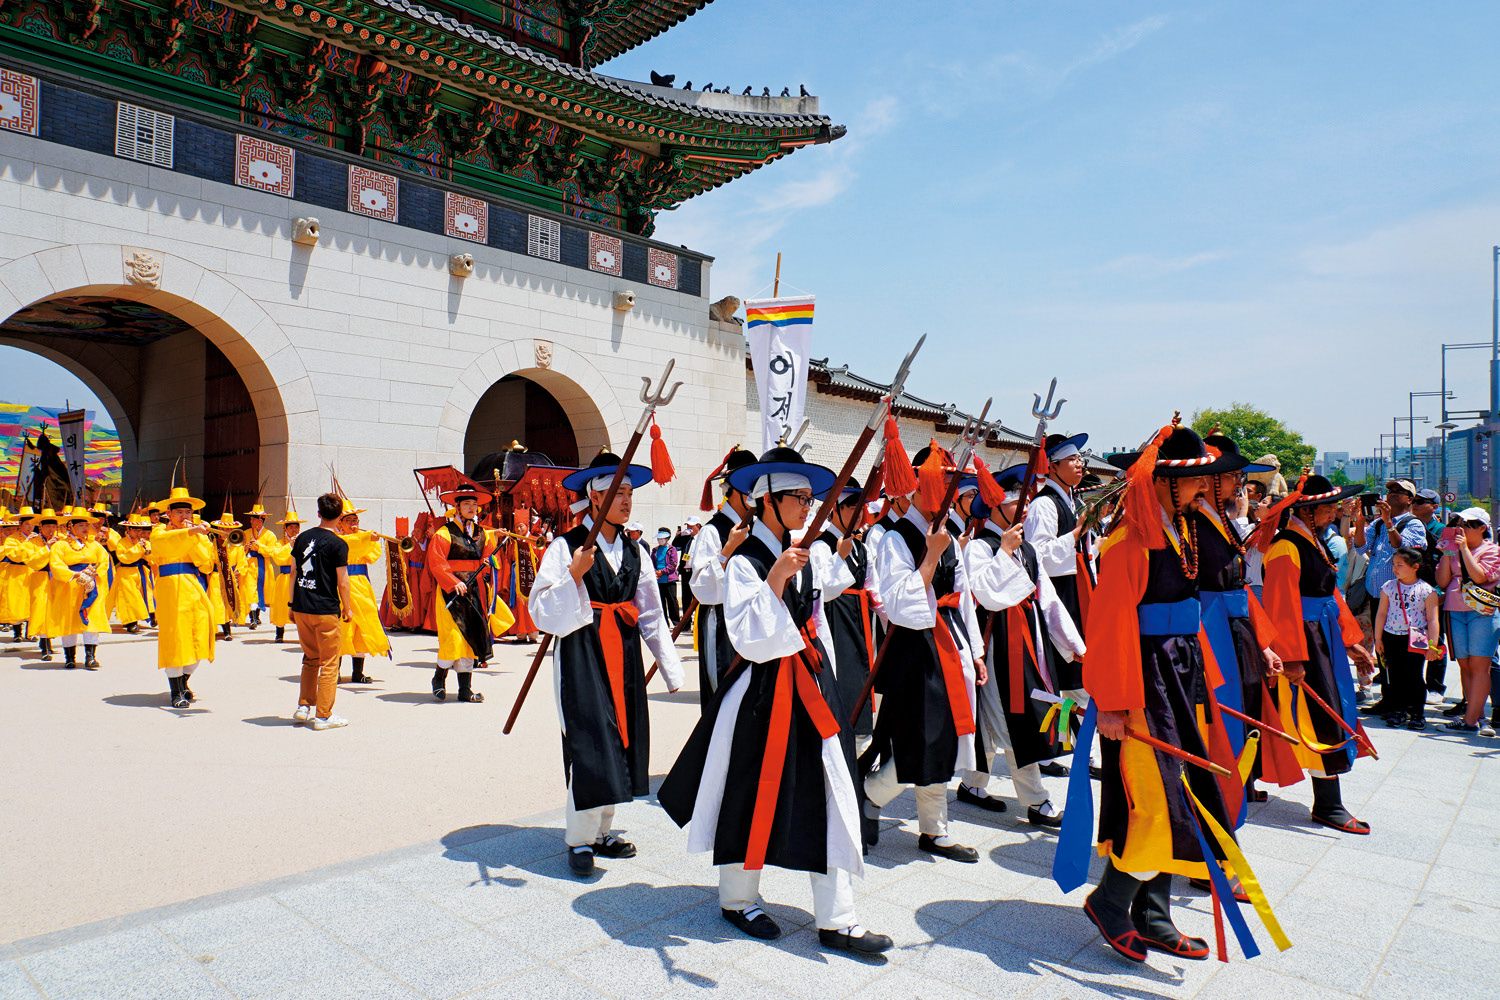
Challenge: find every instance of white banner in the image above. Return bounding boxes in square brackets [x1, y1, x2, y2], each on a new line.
[745, 296, 814, 452]
[58, 409, 87, 503]
[15, 436, 38, 504]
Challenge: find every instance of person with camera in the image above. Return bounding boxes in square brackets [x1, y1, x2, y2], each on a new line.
[1352, 480, 1429, 715]
[1372, 548, 1442, 730]
[1436, 508, 1500, 737]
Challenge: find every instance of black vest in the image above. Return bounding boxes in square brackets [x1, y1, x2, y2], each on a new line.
[1193, 509, 1247, 592]
[818, 530, 868, 589]
[561, 523, 641, 602]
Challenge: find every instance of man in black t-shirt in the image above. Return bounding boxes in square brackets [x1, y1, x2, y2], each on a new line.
[291, 493, 352, 730]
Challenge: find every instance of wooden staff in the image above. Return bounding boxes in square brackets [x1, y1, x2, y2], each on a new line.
[502, 360, 683, 735]
[1217, 702, 1299, 744]
[644, 597, 697, 685]
[1295, 680, 1379, 760]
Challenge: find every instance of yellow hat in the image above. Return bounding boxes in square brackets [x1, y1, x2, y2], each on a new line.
[120, 512, 152, 529]
[65, 505, 97, 523]
[14, 506, 36, 522]
[34, 508, 59, 526]
[0, 506, 15, 527]
[339, 498, 367, 517]
[278, 509, 302, 525]
[90, 502, 110, 515]
[145, 501, 162, 515]
[245, 503, 269, 518]
[214, 512, 242, 529]
[163, 486, 205, 511]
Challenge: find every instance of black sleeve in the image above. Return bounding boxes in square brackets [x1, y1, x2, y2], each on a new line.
[330, 536, 349, 568]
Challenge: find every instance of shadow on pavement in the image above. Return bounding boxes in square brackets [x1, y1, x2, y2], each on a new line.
[103, 692, 206, 715]
[376, 691, 448, 704]
[243, 715, 296, 727]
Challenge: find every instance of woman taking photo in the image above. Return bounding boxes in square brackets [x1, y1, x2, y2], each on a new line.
[1437, 507, 1500, 737]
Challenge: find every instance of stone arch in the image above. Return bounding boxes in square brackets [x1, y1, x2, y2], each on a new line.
[438, 340, 623, 463]
[0, 243, 315, 504]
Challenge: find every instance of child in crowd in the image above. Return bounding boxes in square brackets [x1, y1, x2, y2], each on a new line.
[1374, 548, 1442, 730]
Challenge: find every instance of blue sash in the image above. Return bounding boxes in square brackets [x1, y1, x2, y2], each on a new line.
[1301, 595, 1359, 768]
[1200, 589, 1250, 752]
[347, 565, 369, 578]
[278, 565, 291, 575]
[1137, 597, 1201, 635]
[1051, 700, 1098, 894]
[79, 566, 100, 626]
[160, 561, 208, 592]
[252, 551, 268, 608]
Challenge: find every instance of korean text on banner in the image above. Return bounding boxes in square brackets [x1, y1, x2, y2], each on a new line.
[58, 409, 87, 501]
[745, 296, 814, 452]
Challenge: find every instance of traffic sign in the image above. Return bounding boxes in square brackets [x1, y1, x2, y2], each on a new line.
[1445, 492, 1457, 503]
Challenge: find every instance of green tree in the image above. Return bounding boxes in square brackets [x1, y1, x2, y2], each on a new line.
[1189, 403, 1317, 474]
[1328, 467, 1352, 486]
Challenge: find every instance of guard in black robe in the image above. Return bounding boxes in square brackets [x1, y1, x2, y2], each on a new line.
[809, 479, 878, 739]
[687, 448, 757, 710]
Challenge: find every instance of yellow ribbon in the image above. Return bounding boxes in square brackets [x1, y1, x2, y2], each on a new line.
[1038, 703, 1073, 750]
[1277, 676, 1350, 755]
[1182, 775, 1292, 952]
[1236, 732, 1260, 784]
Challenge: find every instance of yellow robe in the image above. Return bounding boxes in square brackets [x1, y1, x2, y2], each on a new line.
[110, 538, 155, 625]
[20, 536, 54, 638]
[242, 528, 276, 611]
[340, 532, 391, 657]
[0, 534, 30, 625]
[266, 536, 295, 628]
[227, 542, 250, 624]
[153, 528, 216, 669]
[48, 538, 110, 637]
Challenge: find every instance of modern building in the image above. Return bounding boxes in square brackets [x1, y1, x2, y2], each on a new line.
[1320, 451, 1350, 477]
[0, 0, 846, 531]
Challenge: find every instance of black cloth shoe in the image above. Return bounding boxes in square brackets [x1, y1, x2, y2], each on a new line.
[220, 624, 233, 641]
[63, 647, 77, 669]
[1039, 760, 1071, 777]
[1132, 874, 1209, 960]
[1442, 700, 1467, 718]
[1406, 716, 1427, 731]
[348, 657, 376, 684]
[182, 678, 196, 702]
[592, 835, 636, 859]
[39, 638, 52, 661]
[567, 846, 595, 876]
[723, 906, 781, 940]
[818, 927, 893, 954]
[169, 676, 189, 709]
[1310, 777, 1370, 834]
[957, 784, 1008, 813]
[1084, 861, 1146, 962]
[83, 644, 99, 670]
[432, 667, 449, 701]
[1383, 712, 1407, 728]
[457, 671, 484, 702]
[274, 627, 285, 642]
[124, 623, 139, 634]
[1027, 804, 1064, 828]
[918, 834, 979, 863]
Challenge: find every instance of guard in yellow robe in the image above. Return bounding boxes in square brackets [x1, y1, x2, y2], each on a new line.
[203, 512, 243, 640]
[110, 512, 155, 632]
[337, 502, 389, 684]
[240, 504, 276, 629]
[268, 508, 300, 641]
[48, 507, 111, 670]
[0, 508, 29, 637]
[21, 508, 59, 661]
[155, 487, 216, 708]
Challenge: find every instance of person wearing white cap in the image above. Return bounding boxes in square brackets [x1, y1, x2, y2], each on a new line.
[1438, 507, 1500, 737]
[1022, 432, 1093, 698]
[624, 521, 646, 551]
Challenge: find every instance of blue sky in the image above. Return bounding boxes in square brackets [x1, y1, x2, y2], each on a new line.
[8, 2, 1500, 455]
[607, 1, 1500, 458]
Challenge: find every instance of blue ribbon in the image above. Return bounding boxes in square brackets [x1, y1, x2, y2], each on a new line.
[1199, 589, 1249, 753]
[278, 565, 291, 575]
[347, 565, 369, 577]
[1181, 781, 1260, 959]
[1301, 596, 1359, 768]
[79, 572, 100, 626]
[1137, 597, 1201, 635]
[1052, 700, 1099, 893]
[252, 551, 268, 608]
[160, 561, 209, 592]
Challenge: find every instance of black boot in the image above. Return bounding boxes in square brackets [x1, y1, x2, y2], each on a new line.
[248, 609, 260, 629]
[457, 670, 484, 703]
[39, 637, 52, 662]
[181, 673, 196, 702]
[124, 622, 139, 634]
[1083, 861, 1147, 962]
[274, 627, 284, 642]
[1310, 776, 1370, 834]
[147, 615, 156, 628]
[220, 623, 233, 641]
[349, 656, 375, 684]
[83, 644, 99, 670]
[63, 644, 77, 669]
[169, 676, 189, 709]
[1131, 873, 1209, 959]
[432, 667, 449, 701]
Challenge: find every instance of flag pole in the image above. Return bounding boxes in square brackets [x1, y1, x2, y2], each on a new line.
[773, 252, 781, 296]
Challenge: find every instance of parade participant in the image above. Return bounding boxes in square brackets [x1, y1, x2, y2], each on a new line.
[204, 512, 243, 641]
[267, 507, 301, 642]
[290, 494, 352, 729]
[530, 451, 683, 875]
[428, 483, 499, 702]
[143, 502, 161, 628]
[242, 503, 276, 629]
[1062, 420, 1269, 963]
[659, 447, 891, 954]
[0, 508, 29, 640]
[47, 507, 110, 670]
[809, 478, 880, 744]
[153, 487, 216, 708]
[1260, 474, 1377, 833]
[863, 442, 984, 863]
[687, 446, 757, 709]
[403, 513, 435, 632]
[961, 464, 1083, 827]
[1024, 432, 1094, 696]
[109, 511, 155, 634]
[335, 500, 389, 684]
[501, 510, 539, 642]
[21, 508, 59, 661]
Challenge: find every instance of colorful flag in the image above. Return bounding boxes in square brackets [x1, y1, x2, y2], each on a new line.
[58, 408, 87, 502]
[745, 296, 814, 451]
[0, 405, 121, 491]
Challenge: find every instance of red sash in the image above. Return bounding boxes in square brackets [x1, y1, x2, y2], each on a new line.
[590, 601, 640, 748]
[1006, 598, 1041, 709]
[1074, 551, 1093, 632]
[744, 620, 841, 871]
[847, 587, 876, 667]
[935, 592, 977, 737]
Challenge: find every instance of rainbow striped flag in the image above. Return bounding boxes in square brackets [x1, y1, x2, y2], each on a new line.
[0, 404, 121, 488]
[745, 296, 814, 329]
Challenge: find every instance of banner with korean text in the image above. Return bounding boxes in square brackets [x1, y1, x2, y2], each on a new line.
[745, 296, 814, 452]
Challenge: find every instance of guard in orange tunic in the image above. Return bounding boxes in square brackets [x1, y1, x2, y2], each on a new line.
[428, 483, 499, 702]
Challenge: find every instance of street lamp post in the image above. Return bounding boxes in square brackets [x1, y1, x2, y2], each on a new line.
[1379, 432, 1398, 482]
[1394, 415, 1429, 483]
[1438, 341, 1491, 505]
[1410, 390, 1453, 486]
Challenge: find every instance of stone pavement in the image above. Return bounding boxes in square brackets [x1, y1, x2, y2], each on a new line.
[2, 713, 1496, 1000]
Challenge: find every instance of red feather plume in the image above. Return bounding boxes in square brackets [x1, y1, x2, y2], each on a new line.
[882, 414, 918, 497]
[649, 417, 675, 486]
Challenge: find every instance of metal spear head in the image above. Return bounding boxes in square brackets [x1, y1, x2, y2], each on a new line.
[866, 333, 927, 431]
[635, 358, 684, 433]
[1032, 378, 1066, 423]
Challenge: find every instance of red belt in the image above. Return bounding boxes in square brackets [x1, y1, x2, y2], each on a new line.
[935, 592, 977, 737]
[745, 619, 840, 871]
[1006, 598, 1042, 709]
[590, 601, 640, 749]
[847, 587, 876, 667]
[1074, 551, 1093, 629]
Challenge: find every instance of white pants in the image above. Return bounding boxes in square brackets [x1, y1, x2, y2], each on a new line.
[564, 784, 615, 848]
[60, 633, 100, 648]
[719, 863, 858, 931]
[163, 660, 205, 678]
[962, 751, 1049, 809]
[864, 759, 949, 837]
[438, 658, 475, 672]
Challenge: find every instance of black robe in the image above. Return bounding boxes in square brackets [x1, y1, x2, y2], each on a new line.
[660, 533, 850, 874]
[818, 529, 875, 737]
[690, 509, 737, 711]
[1034, 487, 1086, 691]
[557, 525, 652, 812]
[1193, 508, 1265, 764]
[972, 529, 1065, 769]
[439, 519, 494, 662]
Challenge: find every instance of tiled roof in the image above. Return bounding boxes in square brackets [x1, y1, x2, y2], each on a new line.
[577, 1, 718, 69]
[807, 358, 1035, 447]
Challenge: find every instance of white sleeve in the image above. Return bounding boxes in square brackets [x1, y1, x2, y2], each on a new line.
[863, 538, 888, 623]
[687, 527, 727, 605]
[1025, 496, 1077, 576]
[633, 554, 684, 689]
[964, 541, 1037, 612]
[724, 554, 804, 662]
[951, 545, 985, 652]
[877, 527, 936, 629]
[528, 538, 592, 638]
[1037, 570, 1086, 660]
[810, 539, 856, 598]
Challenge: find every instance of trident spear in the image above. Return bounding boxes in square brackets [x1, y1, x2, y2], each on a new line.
[1013, 378, 1067, 527]
[503, 360, 683, 735]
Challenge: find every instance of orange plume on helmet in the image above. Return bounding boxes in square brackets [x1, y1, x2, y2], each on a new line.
[881, 414, 918, 497]
[915, 439, 950, 513]
[700, 445, 736, 511]
[1118, 421, 1177, 550]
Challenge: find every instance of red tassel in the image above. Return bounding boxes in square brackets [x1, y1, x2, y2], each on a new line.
[915, 439, 948, 513]
[882, 414, 918, 497]
[1035, 445, 1050, 482]
[1119, 422, 1176, 550]
[972, 455, 1007, 508]
[700, 446, 735, 511]
[649, 417, 675, 486]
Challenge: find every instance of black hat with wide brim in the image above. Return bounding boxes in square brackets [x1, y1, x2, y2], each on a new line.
[1106, 426, 1244, 478]
[1045, 432, 1089, 460]
[562, 451, 653, 494]
[1291, 475, 1364, 509]
[1202, 434, 1274, 475]
[728, 446, 837, 498]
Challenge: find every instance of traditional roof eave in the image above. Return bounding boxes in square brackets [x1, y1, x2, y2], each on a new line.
[574, 0, 718, 69]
